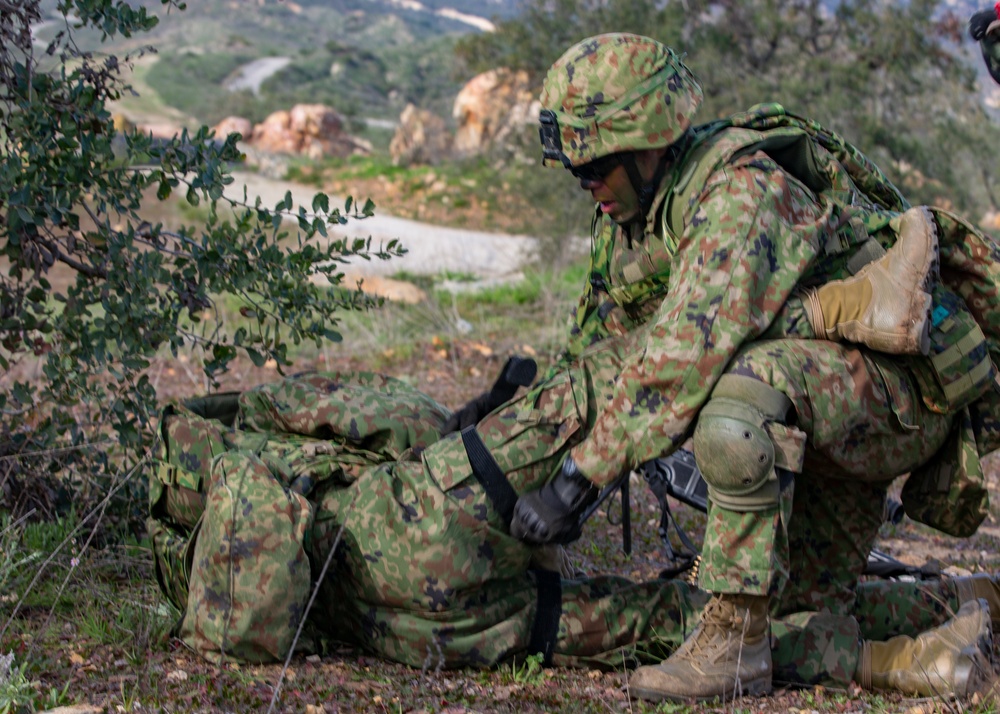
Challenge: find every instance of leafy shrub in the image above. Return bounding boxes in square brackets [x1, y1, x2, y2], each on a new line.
[0, 1, 398, 528]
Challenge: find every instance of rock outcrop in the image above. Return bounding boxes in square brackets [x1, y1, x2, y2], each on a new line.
[250, 104, 371, 159]
[389, 104, 453, 166]
[213, 116, 253, 142]
[452, 69, 539, 157]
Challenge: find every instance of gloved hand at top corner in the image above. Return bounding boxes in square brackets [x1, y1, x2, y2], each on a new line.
[970, 6, 1000, 40]
[510, 455, 599, 545]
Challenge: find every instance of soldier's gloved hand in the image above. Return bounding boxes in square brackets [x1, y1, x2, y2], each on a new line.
[440, 392, 493, 435]
[510, 456, 598, 544]
[970, 8, 998, 40]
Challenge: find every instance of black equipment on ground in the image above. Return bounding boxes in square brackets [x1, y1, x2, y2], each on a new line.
[586, 448, 927, 581]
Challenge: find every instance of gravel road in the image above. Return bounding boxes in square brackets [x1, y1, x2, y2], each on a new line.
[226, 170, 544, 288]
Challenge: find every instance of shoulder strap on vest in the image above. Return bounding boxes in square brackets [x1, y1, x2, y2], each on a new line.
[663, 103, 908, 240]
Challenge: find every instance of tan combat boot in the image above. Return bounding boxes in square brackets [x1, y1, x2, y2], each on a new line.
[856, 598, 995, 698]
[804, 205, 938, 355]
[629, 593, 772, 702]
[956, 574, 1000, 632]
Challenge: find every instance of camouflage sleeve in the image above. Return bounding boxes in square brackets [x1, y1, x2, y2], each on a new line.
[562, 209, 616, 360]
[568, 154, 835, 486]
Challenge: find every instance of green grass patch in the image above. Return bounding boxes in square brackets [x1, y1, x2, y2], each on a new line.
[145, 51, 256, 121]
[444, 263, 587, 308]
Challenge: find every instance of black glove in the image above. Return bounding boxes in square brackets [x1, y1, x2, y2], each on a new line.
[970, 8, 997, 40]
[510, 456, 598, 545]
[440, 357, 538, 436]
[441, 392, 493, 435]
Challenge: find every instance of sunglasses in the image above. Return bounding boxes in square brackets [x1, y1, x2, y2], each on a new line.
[569, 153, 626, 182]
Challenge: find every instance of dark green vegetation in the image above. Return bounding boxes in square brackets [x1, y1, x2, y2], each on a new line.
[45, 0, 479, 124]
[1, 0, 397, 534]
[144, 38, 462, 126]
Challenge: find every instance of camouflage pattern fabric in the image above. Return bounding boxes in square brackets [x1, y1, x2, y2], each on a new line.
[539, 99, 995, 588]
[179, 450, 314, 664]
[307, 339, 627, 667]
[775, 575, 986, 686]
[698, 339, 954, 598]
[561, 107, 919, 487]
[528, 79, 1000, 685]
[144, 85, 1000, 683]
[278, 349, 970, 682]
[148, 370, 451, 658]
[538, 34, 702, 169]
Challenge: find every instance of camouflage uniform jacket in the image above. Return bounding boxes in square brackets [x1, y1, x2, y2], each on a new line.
[562, 103, 912, 487]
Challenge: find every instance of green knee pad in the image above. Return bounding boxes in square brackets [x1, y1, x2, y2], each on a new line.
[693, 375, 793, 512]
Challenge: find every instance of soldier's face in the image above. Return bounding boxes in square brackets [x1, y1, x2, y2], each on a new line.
[577, 164, 640, 224]
[575, 148, 667, 224]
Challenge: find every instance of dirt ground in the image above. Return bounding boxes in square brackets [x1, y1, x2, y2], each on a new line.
[8, 336, 997, 714]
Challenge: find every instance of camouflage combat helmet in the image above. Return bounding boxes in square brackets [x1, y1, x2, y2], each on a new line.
[538, 33, 703, 170]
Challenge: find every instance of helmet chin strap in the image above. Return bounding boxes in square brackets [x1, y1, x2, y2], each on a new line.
[620, 132, 695, 230]
[622, 151, 672, 227]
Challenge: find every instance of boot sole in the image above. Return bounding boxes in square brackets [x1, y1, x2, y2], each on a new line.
[910, 206, 939, 357]
[630, 676, 773, 703]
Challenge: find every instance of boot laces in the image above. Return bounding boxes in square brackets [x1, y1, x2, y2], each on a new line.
[676, 597, 753, 662]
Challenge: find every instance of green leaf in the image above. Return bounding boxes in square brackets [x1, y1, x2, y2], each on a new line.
[245, 347, 267, 367]
[312, 193, 330, 214]
[12, 382, 32, 405]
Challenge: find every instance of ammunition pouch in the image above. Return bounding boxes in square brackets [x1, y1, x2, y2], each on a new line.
[909, 285, 997, 414]
[901, 406, 990, 537]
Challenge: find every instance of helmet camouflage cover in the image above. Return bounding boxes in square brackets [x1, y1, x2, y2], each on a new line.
[539, 33, 704, 169]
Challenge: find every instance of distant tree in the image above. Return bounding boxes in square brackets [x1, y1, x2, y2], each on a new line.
[457, 0, 1000, 217]
[455, 0, 667, 81]
[0, 1, 400, 524]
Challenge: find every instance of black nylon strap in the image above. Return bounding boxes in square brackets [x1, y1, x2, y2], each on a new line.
[461, 426, 518, 526]
[528, 568, 562, 666]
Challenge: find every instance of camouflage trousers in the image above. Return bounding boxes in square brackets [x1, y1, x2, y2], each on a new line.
[699, 337, 953, 598]
[306, 338, 971, 686]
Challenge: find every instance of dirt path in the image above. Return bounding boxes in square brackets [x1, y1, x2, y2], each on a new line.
[226, 170, 542, 288]
[223, 57, 292, 95]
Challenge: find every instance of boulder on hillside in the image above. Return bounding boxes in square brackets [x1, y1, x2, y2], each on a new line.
[250, 104, 371, 159]
[452, 69, 539, 157]
[213, 116, 253, 142]
[389, 104, 453, 166]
